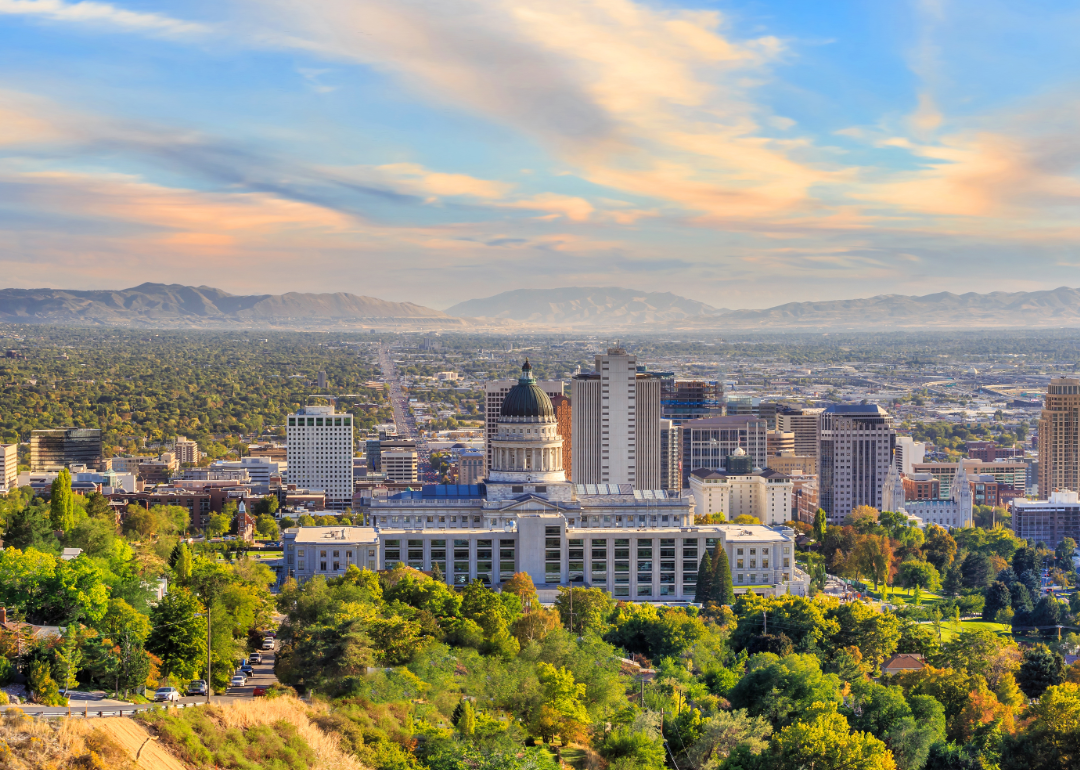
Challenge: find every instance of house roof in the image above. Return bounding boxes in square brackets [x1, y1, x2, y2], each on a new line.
[882, 653, 926, 671]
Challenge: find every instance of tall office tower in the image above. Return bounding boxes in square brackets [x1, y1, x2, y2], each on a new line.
[0, 444, 16, 492]
[777, 407, 825, 459]
[660, 378, 724, 424]
[550, 394, 573, 481]
[571, 348, 661, 490]
[286, 405, 355, 510]
[459, 450, 485, 485]
[30, 428, 103, 472]
[660, 420, 681, 493]
[818, 404, 896, 524]
[485, 376, 563, 477]
[317, 371, 327, 391]
[1039, 378, 1080, 496]
[380, 438, 419, 483]
[679, 415, 768, 485]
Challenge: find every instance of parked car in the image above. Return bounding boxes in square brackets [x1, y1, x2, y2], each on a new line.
[253, 686, 267, 697]
[249, 653, 262, 664]
[240, 665, 254, 676]
[186, 680, 208, 697]
[262, 638, 274, 650]
[229, 675, 246, 688]
[154, 687, 180, 702]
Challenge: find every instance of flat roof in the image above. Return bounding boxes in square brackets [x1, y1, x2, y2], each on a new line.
[287, 526, 379, 544]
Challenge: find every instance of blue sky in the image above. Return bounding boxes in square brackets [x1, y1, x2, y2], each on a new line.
[3, 0, 1080, 309]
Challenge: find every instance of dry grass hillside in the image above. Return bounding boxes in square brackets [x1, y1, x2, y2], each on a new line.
[0, 697, 371, 770]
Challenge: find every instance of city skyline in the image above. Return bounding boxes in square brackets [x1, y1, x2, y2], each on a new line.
[4, 1, 1080, 308]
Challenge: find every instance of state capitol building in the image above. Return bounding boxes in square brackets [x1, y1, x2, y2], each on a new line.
[283, 362, 810, 601]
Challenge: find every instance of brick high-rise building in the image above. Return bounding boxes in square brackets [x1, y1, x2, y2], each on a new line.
[550, 394, 572, 481]
[1038, 377, 1080, 496]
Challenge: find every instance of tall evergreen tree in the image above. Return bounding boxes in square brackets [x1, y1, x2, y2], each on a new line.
[712, 544, 735, 605]
[813, 508, 827, 542]
[49, 468, 75, 533]
[695, 552, 714, 603]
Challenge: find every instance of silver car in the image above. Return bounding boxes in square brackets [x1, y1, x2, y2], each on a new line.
[154, 687, 180, 702]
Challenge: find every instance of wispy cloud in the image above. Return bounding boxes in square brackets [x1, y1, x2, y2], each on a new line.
[0, 0, 208, 36]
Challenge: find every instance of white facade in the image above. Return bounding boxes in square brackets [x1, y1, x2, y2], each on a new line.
[0, 444, 17, 493]
[286, 406, 355, 510]
[283, 526, 380, 582]
[571, 348, 661, 490]
[883, 460, 973, 529]
[689, 467, 794, 525]
[210, 457, 285, 485]
[894, 436, 926, 475]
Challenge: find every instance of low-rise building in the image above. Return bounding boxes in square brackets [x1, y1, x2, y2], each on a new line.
[1011, 490, 1080, 548]
[689, 451, 793, 526]
[767, 451, 817, 477]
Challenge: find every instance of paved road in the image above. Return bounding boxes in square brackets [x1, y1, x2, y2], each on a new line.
[3, 647, 281, 717]
[379, 345, 435, 482]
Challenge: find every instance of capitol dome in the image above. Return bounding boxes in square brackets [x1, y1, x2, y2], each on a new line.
[500, 360, 555, 420]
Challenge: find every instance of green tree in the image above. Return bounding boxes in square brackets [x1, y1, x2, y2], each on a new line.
[255, 515, 279, 539]
[1017, 644, 1066, 699]
[829, 602, 901, 671]
[54, 624, 85, 693]
[813, 508, 827, 542]
[1012, 546, 1037, 576]
[961, 552, 993, 591]
[173, 543, 193, 581]
[983, 581, 1012, 621]
[728, 653, 843, 727]
[205, 512, 231, 538]
[1055, 537, 1077, 568]
[554, 587, 613, 634]
[49, 468, 75, 533]
[29, 659, 64, 706]
[84, 492, 113, 520]
[898, 560, 940, 592]
[457, 699, 476, 737]
[146, 589, 207, 682]
[771, 702, 897, 770]
[695, 552, 714, 603]
[1000, 682, 1080, 770]
[687, 710, 772, 770]
[713, 543, 735, 605]
[924, 525, 957, 573]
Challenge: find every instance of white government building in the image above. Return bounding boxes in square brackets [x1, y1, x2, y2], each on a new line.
[283, 362, 808, 600]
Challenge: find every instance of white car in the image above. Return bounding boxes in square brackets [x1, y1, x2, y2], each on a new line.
[230, 675, 246, 688]
[261, 638, 274, 650]
[154, 687, 180, 702]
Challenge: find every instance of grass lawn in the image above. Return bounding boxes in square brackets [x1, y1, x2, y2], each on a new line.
[936, 620, 1012, 641]
[862, 586, 944, 606]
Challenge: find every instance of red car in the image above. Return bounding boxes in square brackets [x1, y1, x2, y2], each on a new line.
[253, 687, 267, 697]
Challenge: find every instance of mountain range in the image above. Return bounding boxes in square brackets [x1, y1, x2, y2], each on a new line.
[3, 283, 1080, 330]
[445, 287, 728, 325]
[0, 284, 452, 327]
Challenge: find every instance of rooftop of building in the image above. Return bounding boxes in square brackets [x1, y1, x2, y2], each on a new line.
[823, 404, 889, 415]
[689, 467, 789, 481]
[389, 484, 487, 500]
[681, 415, 767, 427]
[284, 526, 379, 544]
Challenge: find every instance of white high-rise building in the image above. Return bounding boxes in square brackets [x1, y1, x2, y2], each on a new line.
[571, 348, 661, 490]
[286, 405, 354, 509]
[894, 436, 926, 475]
[0, 444, 17, 493]
[777, 408, 825, 459]
[819, 404, 896, 524]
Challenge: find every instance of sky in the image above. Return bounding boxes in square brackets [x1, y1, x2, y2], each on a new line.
[3, 0, 1080, 310]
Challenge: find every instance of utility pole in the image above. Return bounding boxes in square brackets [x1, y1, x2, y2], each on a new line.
[206, 607, 212, 704]
[763, 610, 767, 635]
